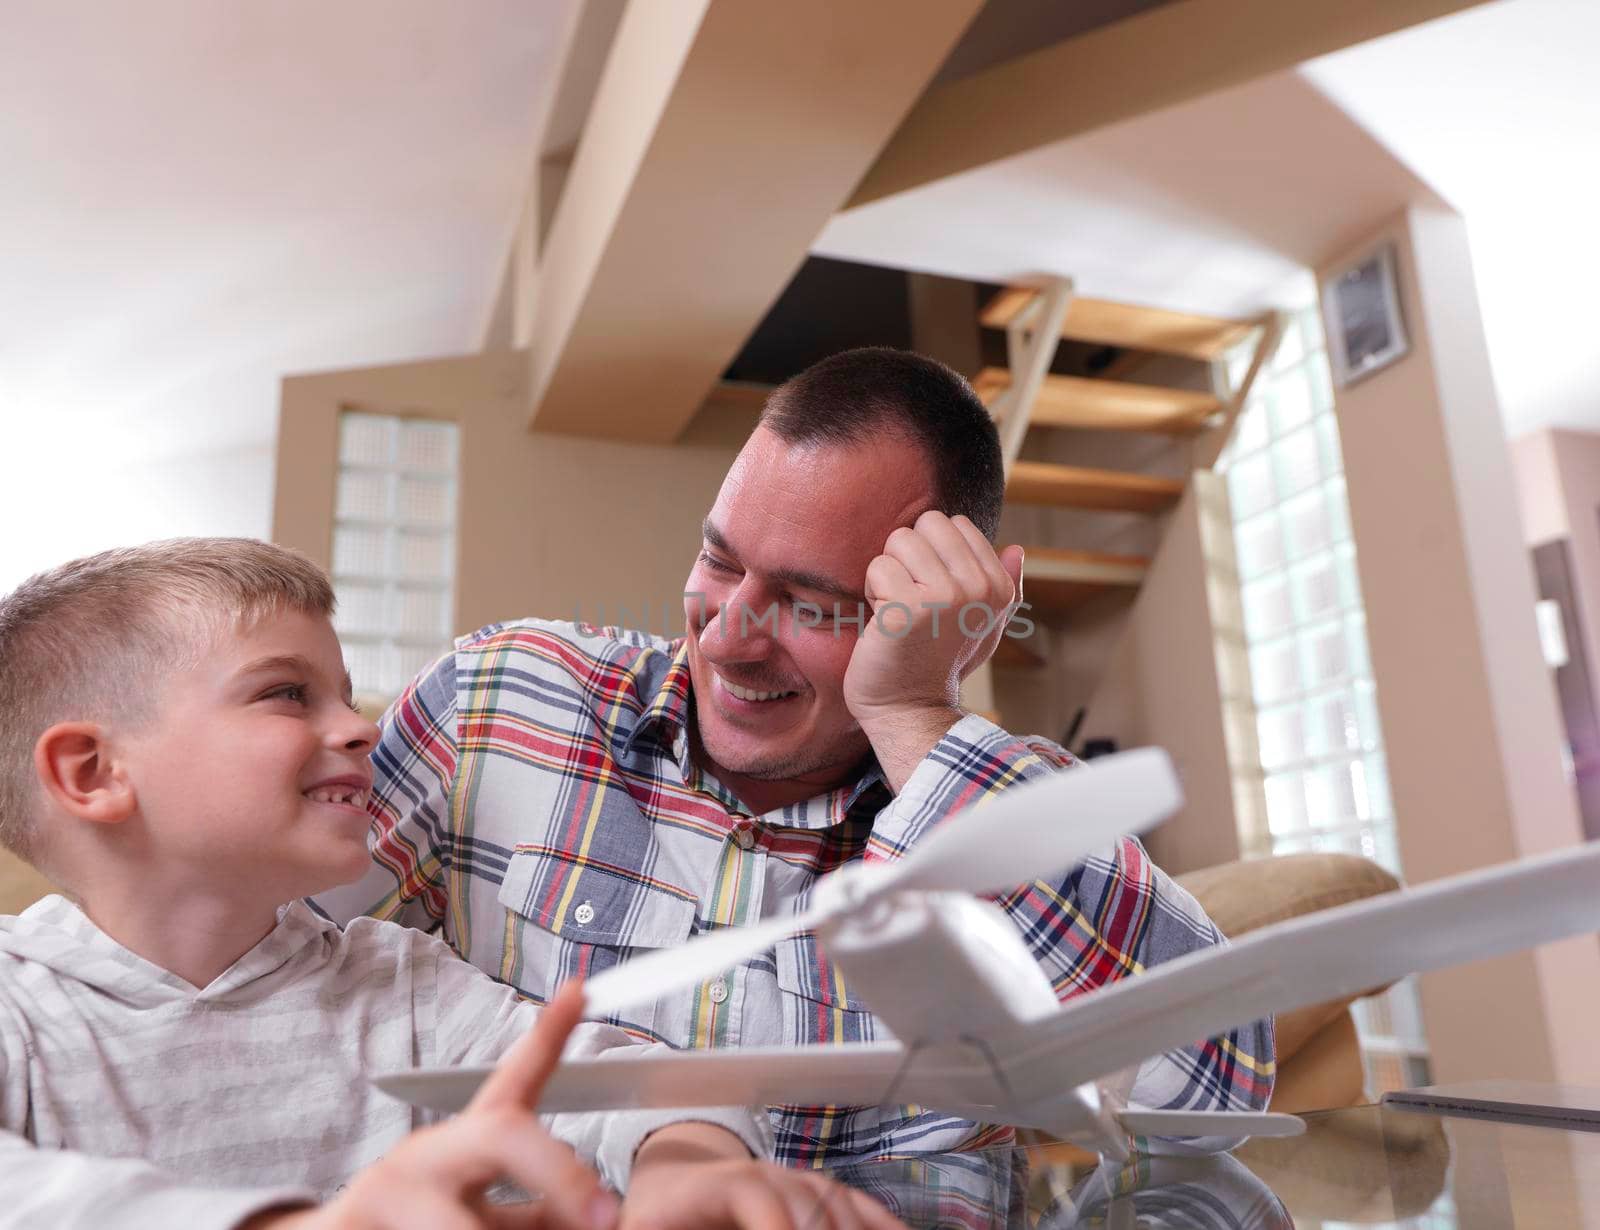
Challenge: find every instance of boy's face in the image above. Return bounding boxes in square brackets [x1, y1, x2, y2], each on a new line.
[119, 607, 379, 903]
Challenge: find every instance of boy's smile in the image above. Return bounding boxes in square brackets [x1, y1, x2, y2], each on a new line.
[302, 775, 370, 815]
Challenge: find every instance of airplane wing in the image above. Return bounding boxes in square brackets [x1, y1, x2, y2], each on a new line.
[376, 1039, 1014, 1117]
[1114, 1109, 1303, 1138]
[376, 842, 1600, 1136]
[376, 1041, 1305, 1146]
[983, 840, 1600, 1097]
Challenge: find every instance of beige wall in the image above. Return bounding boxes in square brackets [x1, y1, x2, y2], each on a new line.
[1510, 427, 1600, 725]
[1509, 430, 1568, 543]
[1324, 207, 1600, 1086]
[1549, 436, 1600, 681]
[1075, 477, 1244, 876]
[0, 855, 54, 915]
[275, 351, 756, 653]
[276, 344, 1249, 885]
[988, 365, 1208, 744]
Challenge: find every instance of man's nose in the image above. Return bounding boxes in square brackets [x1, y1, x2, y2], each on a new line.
[699, 581, 777, 663]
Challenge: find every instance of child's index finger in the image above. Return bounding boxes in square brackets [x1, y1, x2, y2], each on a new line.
[470, 977, 587, 1112]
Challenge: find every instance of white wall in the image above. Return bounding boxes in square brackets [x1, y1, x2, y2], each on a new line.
[0, 438, 274, 913]
[0, 442, 273, 592]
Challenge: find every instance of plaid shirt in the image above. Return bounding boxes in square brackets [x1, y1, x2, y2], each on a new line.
[315, 620, 1274, 1168]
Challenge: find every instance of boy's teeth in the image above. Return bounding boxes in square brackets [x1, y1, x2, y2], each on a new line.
[306, 787, 362, 805]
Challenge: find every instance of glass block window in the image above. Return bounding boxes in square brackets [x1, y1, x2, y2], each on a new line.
[1216, 307, 1431, 1096]
[332, 412, 459, 702]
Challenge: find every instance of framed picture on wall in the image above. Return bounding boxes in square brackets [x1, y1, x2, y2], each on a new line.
[1321, 241, 1409, 387]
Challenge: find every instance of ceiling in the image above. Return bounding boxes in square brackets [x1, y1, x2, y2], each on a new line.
[2, 0, 1594, 589]
[0, 0, 573, 580]
[815, 68, 1440, 319]
[1303, 0, 1600, 438]
[821, 0, 1599, 441]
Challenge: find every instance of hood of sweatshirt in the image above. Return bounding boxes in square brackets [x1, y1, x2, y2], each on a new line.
[0, 895, 338, 1009]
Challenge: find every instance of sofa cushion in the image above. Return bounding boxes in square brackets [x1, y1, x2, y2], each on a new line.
[0, 852, 54, 915]
[1177, 852, 1400, 939]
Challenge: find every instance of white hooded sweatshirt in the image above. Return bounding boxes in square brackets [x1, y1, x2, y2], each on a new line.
[0, 895, 769, 1229]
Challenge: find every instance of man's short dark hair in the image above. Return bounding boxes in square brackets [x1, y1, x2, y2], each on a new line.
[759, 348, 1004, 539]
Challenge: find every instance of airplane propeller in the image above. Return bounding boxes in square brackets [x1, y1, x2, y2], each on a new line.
[583, 747, 1182, 1019]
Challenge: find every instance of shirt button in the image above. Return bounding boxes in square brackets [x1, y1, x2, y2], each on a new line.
[708, 978, 728, 1004]
[733, 826, 756, 851]
[573, 901, 595, 926]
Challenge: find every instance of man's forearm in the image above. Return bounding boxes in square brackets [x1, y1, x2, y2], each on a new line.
[632, 1122, 753, 1172]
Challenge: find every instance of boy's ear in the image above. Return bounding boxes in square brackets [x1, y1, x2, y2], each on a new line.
[33, 722, 137, 825]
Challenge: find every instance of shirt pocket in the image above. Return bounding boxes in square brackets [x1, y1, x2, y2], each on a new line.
[775, 933, 881, 1046]
[496, 846, 698, 1039]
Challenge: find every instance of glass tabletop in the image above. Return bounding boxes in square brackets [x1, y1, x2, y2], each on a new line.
[827, 1103, 1600, 1228]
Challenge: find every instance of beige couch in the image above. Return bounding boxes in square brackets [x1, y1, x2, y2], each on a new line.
[1032, 851, 1415, 1185]
[1176, 851, 1401, 1113]
[0, 853, 52, 915]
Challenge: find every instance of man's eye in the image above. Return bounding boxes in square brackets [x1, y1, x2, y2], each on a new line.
[698, 551, 736, 574]
[783, 599, 841, 628]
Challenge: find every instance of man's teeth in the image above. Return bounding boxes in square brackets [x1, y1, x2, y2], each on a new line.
[722, 679, 796, 703]
[305, 786, 364, 806]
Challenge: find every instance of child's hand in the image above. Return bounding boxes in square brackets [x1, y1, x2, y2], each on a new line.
[248, 981, 617, 1230]
[622, 1124, 908, 1230]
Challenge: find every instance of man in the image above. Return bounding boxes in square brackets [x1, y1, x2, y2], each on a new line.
[317, 348, 1274, 1168]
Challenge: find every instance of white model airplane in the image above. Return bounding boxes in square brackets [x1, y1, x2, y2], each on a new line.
[377, 749, 1600, 1160]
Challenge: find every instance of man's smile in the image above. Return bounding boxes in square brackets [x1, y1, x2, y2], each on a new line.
[718, 676, 801, 703]
[711, 670, 805, 715]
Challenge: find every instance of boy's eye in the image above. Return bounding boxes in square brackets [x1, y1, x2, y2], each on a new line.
[263, 683, 309, 705]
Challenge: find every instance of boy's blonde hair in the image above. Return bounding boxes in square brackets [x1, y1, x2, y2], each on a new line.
[0, 538, 335, 863]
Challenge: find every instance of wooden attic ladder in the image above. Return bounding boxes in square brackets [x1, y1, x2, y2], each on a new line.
[971, 281, 1284, 689]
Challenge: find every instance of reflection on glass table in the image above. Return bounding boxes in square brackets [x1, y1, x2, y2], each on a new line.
[827, 1142, 1289, 1229]
[828, 1102, 1600, 1228]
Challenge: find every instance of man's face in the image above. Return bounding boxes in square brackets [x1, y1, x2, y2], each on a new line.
[119, 608, 379, 904]
[683, 425, 937, 798]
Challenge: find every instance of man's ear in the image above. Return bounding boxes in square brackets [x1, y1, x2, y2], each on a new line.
[33, 722, 137, 825]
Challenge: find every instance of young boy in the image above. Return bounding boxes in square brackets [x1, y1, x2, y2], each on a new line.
[0, 539, 902, 1230]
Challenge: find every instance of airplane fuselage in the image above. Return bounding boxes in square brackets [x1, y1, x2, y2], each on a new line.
[820, 891, 1061, 1044]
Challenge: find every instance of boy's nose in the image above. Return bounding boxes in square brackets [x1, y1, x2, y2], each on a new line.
[333, 708, 381, 752]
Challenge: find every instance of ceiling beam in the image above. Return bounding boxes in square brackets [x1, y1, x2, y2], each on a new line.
[480, 0, 626, 353]
[846, 0, 1496, 209]
[524, 0, 986, 442]
[539, 0, 631, 164]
